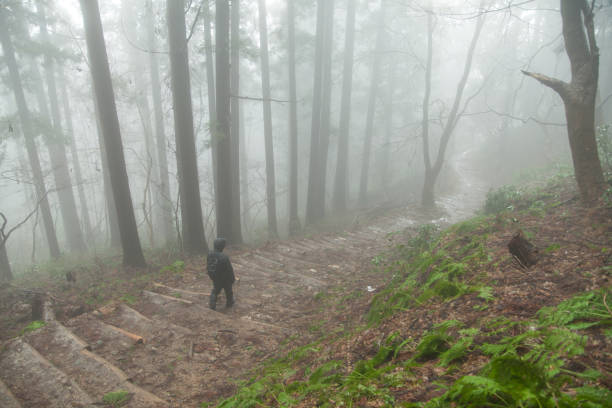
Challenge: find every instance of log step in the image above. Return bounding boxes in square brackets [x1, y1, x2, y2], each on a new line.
[138, 290, 288, 335]
[151, 283, 307, 325]
[0, 378, 22, 408]
[231, 262, 305, 291]
[143, 290, 194, 305]
[152, 282, 259, 309]
[68, 313, 146, 352]
[240, 254, 326, 287]
[25, 322, 167, 407]
[104, 303, 191, 340]
[297, 239, 327, 251]
[0, 338, 94, 408]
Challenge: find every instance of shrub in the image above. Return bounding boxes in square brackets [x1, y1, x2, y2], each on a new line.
[483, 186, 522, 214]
[596, 124, 612, 174]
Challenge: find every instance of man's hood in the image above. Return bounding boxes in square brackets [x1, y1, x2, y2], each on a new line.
[214, 238, 226, 252]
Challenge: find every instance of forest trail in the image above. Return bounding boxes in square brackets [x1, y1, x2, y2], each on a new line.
[0, 156, 489, 408]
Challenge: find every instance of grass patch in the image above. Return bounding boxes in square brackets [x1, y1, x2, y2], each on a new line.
[102, 390, 130, 407]
[21, 320, 45, 334]
[160, 260, 185, 274]
[119, 294, 138, 305]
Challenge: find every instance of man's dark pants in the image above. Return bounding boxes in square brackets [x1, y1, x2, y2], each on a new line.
[209, 282, 234, 310]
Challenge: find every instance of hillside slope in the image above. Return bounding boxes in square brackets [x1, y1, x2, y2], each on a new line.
[216, 176, 612, 408]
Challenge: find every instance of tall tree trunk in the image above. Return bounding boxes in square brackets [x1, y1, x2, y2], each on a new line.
[523, 0, 605, 202]
[305, 0, 326, 225]
[287, 0, 300, 235]
[38, 3, 87, 253]
[332, 0, 356, 213]
[16, 147, 42, 263]
[167, 0, 208, 254]
[59, 67, 94, 243]
[380, 59, 397, 195]
[145, 0, 174, 245]
[313, 0, 335, 219]
[203, 0, 219, 207]
[359, 0, 387, 204]
[239, 106, 250, 234]
[421, 5, 485, 207]
[215, 0, 234, 241]
[421, 10, 434, 207]
[257, 0, 279, 238]
[0, 9, 61, 259]
[91, 84, 121, 248]
[230, 0, 243, 244]
[0, 243, 11, 283]
[122, 0, 158, 247]
[79, 0, 147, 267]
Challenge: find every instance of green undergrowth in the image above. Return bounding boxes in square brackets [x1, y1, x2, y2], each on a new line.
[214, 335, 408, 408]
[214, 172, 612, 408]
[366, 218, 494, 325]
[422, 288, 612, 408]
[215, 287, 612, 408]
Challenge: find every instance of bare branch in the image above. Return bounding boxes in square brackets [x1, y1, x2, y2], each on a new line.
[521, 70, 570, 100]
[463, 106, 566, 127]
[456, 68, 494, 126]
[598, 93, 612, 111]
[0, 213, 7, 240]
[186, 3, 202, 43]
[0, 189, 53, 248]
[232, 94, 292, 104]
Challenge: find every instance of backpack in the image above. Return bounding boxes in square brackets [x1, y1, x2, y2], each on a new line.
[207, 253, 219, 280]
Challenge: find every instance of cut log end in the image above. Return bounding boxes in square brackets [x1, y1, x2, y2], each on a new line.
[508, 232, 539, 268]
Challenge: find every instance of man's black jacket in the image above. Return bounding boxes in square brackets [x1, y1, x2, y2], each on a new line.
[207, 239, 235, 285]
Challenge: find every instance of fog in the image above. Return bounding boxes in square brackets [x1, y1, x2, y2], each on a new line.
[0, 0, 610, 273]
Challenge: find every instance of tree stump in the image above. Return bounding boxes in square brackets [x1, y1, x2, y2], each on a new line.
[508, 232, 539, 267]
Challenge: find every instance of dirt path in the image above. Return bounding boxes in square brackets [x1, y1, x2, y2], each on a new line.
[0, 155, 489, 408]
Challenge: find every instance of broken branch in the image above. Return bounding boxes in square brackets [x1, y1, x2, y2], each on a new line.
[521, 70, 570, 101]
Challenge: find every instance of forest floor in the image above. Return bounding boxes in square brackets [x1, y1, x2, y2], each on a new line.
[0, 160, 610, 407]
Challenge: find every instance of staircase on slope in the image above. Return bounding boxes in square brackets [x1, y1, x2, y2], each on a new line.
[0, 212, 420, 407]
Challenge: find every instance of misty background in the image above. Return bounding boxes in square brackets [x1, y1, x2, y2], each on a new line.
[0, 0, 610, 274]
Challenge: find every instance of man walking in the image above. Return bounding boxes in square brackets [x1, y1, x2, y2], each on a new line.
[207, 238, 235, 310]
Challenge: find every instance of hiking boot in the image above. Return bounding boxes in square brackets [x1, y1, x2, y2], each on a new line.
[209, 293, 217, 310]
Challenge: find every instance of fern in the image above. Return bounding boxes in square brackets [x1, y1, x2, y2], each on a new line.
[477, 286, 495, 302]
[447, 375, 505, 406]
[413, 331, 451, 362]
[308, 361, 342, 385]
[571, 386, 612, 407]
[538, 288, 612, 330]
[439, 336, 473, 366]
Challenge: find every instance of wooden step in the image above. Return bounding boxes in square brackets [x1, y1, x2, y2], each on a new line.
[280, 240, 316, 253]
[138, 290, 288, 336]
[0, 378, 22, 408]
[297, 238, 328, 251]
[103, 303, 191, 340]
[25, 321, 167, 407]
[238, 253, 326, 288]
[0, 338, 94, 408]
[231, 262, 307, 290]
[152, 282, 260, 308]
[319, 235, 373, 250]
[67, 313, 145, 352]
[239, 252, 284, 271]
[150, 283, 308, 327]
